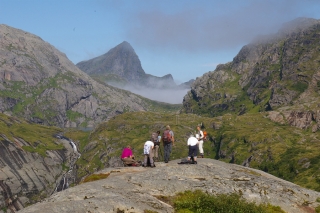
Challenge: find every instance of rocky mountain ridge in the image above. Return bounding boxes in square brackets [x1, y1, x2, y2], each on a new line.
[18, 159, 320, 213]
[182, 17, 320, 131]
[0, 24, 178, 128]
[76, 41, 193, 90]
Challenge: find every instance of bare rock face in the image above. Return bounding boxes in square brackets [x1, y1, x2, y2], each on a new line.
[0, 134, 76, 210]
[268, 110, 320, 130]
[0, 25, 153, 128]
[286, 111, 314, 129]
[267, 111, 285, 124]
[76, 41, 146, 83]
[19, 159, 320, 213]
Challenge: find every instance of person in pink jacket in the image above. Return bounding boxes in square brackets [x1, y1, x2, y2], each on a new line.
[121, 145, 140, 166]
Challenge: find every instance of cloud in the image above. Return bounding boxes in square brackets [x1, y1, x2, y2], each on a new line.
[125, 0, 320, 54]
[130, 87, 189, 104]
[201, 63, 219, 68]
[111, 83, 189, 104]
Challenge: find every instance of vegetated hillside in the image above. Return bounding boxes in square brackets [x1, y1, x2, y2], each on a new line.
[0, 113, 73, 209]
[76, 41, 193, 90]
[182, 17, 320, 131]
[68, 111, 216, 180]
[71, 111, 320, 192]
[0, 25, 180, 128]
[211, 112, 320, 192]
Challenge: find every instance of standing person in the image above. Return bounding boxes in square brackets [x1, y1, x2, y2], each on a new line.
[162, 125, 174, 163]
[197, 125, 204, 158]
[187, 134, 198, 164]
[153, 131, 161, 161]
[121, 145, 140, 166]
[143, 140, 155, 167]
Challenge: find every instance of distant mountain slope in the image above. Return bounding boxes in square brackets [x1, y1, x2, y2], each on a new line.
[182, 17, 320, 130]
[76, 41, 146, 82]
[0, 25, 180, 127]
[76, 41, 192, 90]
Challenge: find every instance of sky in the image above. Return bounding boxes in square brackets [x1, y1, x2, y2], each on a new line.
[1, 0, 320, 84]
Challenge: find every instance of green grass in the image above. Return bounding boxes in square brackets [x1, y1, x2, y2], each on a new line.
[211, 112, 320, 191]
[66, 110, 83, 121]
[288, 81, 309, 93]
[70, 111, 219, 180]
[0, 113, 63, 157]
[81, 173, 110, 183]
[172, 190, 285, 213]
[74, 110, 320, 191]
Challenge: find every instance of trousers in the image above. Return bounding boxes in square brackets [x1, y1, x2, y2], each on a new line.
[163, 143, 172, 162]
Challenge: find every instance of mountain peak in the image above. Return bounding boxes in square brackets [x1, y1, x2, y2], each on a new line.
[279, 17, 320, 35]
[113, 41, 135, 53]
[76, 41, 146, 80]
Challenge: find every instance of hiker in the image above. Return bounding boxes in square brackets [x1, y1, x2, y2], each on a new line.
[153, 131, 161, 161]
[187, 134, 198, 164]
[121, 145, 140, 166]
[163, 125, 174, 163]
[143, 140, 155, 167]
[197, 125, 205, 158]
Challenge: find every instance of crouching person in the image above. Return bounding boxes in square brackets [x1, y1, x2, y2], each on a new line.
[143, 140, 155, 167]
[187, 134, 198, 164]
[121, 145, 140, 166]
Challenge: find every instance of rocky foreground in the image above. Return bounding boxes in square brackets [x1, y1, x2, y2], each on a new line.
[19, 158, 320, 213]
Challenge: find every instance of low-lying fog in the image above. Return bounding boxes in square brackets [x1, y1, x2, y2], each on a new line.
[113, 84, 189, 104]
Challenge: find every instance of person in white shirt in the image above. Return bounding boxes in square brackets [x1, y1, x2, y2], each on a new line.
[187, 134, 199, 164]
[197, 125, 204, 158]
[143, 140, 155, 167]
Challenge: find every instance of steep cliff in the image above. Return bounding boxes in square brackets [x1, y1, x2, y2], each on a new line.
[0, 113, 78, 210]
[182, 17, 320, 130]
[0, 25, 177, 128]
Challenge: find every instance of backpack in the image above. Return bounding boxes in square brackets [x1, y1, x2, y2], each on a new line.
[151, 132, 160, 146]
[162, 130, 172, 144]
[203, 131, 208, 141]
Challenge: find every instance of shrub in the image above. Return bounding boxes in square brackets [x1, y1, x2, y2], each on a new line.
[81, 173, 110, 183]
[173, 190, 285, 213]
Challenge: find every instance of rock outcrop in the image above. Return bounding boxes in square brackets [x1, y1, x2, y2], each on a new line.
[267, 110, 320, 130]
[0, 133, 77, 210]
[19, 159, 320, 213]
